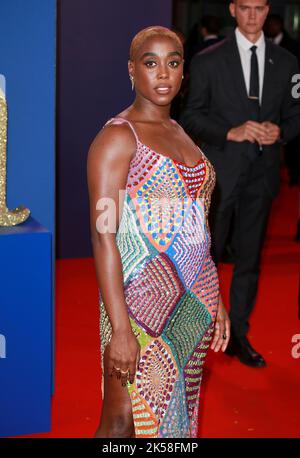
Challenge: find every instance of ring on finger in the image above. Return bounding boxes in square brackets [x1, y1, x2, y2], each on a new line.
[120, 369, 129, 375]
[222, 333, 227, 340]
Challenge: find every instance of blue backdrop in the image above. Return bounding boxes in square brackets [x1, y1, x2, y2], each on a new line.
[57, 0, 172, 258]
[0, 219, 52, 436]
[0, 0, 56, 400]
[0, 0, 56, 237]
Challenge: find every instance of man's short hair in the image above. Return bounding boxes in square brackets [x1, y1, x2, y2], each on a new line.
[231, 0, 270, 4]
[200, 15, 221, 35]
[265, 14, 284, 28]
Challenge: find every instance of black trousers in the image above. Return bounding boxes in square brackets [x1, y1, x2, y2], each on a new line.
[285, 136, 300, 184]
[210, 156, 273, 338]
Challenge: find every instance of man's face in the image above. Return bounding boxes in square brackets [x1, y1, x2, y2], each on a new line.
[230, 0, 270, 36]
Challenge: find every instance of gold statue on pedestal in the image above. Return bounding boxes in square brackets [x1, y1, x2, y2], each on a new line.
[0, 76, 30, 226]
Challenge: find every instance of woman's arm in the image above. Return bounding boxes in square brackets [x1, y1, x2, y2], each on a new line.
[87, 123, 139, 384]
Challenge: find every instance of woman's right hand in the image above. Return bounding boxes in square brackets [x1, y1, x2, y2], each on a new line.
[107, 327, 141, 387]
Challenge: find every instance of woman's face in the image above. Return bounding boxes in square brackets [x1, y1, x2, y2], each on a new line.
[129, 35, 184, 107]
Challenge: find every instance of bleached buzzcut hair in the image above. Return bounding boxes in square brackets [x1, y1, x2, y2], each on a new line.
[129, 26, 183, 61]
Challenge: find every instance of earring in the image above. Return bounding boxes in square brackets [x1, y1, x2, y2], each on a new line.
[182, 75, 184, 80]
[129, 75, 135, 91]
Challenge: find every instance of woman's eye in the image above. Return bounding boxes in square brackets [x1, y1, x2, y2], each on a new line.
[169, 60, 181, 68]
[144, 61, 157, 68]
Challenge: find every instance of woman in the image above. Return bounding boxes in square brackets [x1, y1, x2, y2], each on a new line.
[87, 26, 230, 439]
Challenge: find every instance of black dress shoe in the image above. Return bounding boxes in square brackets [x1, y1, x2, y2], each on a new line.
[289, 177, 300, 187]
[225, 335, 266, 368]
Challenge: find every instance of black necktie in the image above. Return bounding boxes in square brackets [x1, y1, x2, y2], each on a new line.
[249, 45, 259, 103]
[248, 45, 262, 157]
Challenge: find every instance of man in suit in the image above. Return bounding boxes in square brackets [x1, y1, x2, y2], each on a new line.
[185, 16, 224, 70]
[198, 15, 224, 52]
[264, 14, 300, 60]
[181, 0, 300, 367]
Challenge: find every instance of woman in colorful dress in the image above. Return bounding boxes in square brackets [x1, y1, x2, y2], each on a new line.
[87, 26, 230, 439]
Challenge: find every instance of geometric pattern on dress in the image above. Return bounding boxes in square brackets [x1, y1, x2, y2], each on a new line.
[184, 322, 214, 424]
[165, 200, 209, 289]
[135, 159, 188, 251]
[130, 390, 159, 438]
[190, 393, 200, 438]
[136, 338, 178, 422]
[162, 292, 212, 368]
[198, 156, 216, 218]
[116, 196, 150, 283]
[124, 253, 185, 337]
[191, 255, 219, 320]
[99, 298, 111, 401]
[104, 118, 160, 195]
[189, 323, 215, 438]
[158, 374, 190, 438]
[129, 316, 153, 350]
[99, 117, 219, 438]
[174, 159, 206, 200]
[122, 195, 161, 263]
[127, 142, 160, 194]
[99, 299, 143, 400]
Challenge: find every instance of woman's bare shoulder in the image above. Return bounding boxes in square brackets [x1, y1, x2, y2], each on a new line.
[88, 120, 137, 163]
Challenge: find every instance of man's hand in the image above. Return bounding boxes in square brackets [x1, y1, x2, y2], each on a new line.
[260, 121, 281, 145]
[227, 121, 267, 144]
[227, 121, 281, 146]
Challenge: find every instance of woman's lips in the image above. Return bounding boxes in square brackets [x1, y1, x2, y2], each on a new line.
[154, 86, 172, 95]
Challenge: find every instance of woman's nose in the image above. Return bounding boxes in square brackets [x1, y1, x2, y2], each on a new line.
[157, 63, 169, 79]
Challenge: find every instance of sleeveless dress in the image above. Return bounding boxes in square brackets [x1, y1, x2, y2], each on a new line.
[99, 117, 219, 438]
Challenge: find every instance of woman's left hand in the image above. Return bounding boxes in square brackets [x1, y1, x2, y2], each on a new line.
[211, 294, 230, 353]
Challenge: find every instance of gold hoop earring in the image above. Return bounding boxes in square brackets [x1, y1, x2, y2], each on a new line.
[129, 75, 135, 91]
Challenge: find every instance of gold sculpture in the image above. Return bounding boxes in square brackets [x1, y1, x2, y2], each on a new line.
[0, 81, 30, 226]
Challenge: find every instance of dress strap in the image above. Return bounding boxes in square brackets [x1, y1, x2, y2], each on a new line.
[105, 117, 139, 144]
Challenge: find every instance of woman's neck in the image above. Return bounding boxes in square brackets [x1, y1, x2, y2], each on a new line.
[130, 97, 171, 123]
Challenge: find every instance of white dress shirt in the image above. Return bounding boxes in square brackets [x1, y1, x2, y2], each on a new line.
[235, 27, 266, 104]
[203, 34, 218, 41]
[273, 32, 284, 45]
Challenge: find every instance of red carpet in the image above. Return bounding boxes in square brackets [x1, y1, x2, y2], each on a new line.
[21, 170, 300, 438]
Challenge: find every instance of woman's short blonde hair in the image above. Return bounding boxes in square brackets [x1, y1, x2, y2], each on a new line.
[129, 26, 183, 61]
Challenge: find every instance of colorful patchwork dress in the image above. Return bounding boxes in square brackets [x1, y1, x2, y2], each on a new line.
[99, 117, 219, 438]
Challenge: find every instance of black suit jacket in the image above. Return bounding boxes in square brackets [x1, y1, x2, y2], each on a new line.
[280, 32, 300, 64]
[180, 32, 300, 198]
[196, 37, 225, 54]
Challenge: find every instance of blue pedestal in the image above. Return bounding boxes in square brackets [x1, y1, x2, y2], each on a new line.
[0, 216, 52, 437]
